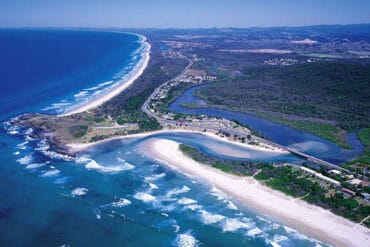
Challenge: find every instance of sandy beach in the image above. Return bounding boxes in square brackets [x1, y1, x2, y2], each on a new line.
[68, 129, 287, 155]
[60, 35, 151, 116]
[142, 138, 370, 247]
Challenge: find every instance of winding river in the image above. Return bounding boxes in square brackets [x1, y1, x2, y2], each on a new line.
[169, 84, 364, 165]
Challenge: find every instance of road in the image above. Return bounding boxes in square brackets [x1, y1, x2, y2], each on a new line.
[142, 56, 193, 120]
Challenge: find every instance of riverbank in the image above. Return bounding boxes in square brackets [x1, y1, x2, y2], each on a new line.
[60, 35, 151, 116]
[142, 138, 370, 247]
[67, 128, 288, 155]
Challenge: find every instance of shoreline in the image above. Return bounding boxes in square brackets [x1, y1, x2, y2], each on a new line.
[67, 129, 288, 154]
[59, 34, 151, 116]
[142, 138, 370, 247]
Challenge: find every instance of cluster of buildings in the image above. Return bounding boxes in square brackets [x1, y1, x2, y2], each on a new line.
[178, 69, 216, 83]
[264, 58, 298, 66]
[300, 166, 370, 202]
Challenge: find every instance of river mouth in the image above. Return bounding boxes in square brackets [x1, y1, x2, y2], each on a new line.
[169, 84, 365, 164]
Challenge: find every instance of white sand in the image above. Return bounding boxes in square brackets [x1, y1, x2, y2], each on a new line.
[68, 129, 287, 155]
[60, 35, 151, 116]
[142, 138, 370, 247]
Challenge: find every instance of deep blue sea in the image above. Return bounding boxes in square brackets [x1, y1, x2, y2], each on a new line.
[0, 30, 334, 246]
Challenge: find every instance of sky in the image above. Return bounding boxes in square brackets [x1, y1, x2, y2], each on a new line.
[1, 0, 370, 28]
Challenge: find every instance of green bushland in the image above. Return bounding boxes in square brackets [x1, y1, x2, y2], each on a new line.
[70, 125, 88, 138]
[180, 143, 370, 227]
[197, 62, 370, 131]
[254, 112, 350, 149]
[94, 40, 188, 131]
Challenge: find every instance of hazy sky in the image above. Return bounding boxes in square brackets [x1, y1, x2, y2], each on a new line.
[1, 0, 370, 28]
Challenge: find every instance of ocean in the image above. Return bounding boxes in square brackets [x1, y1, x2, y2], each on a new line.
[0, 29, 329, 246]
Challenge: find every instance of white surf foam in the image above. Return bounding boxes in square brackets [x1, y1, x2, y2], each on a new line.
[247, 227, 263, 237]
[36, 139, 73, 161]
[76, 156, 134, 173]
[26, 162, 46, 169]
[166, 186, 191, 197]
[198, 210, 225, 225]
[220, 218, 253, 232]
[273, 234, 289, 243]
[41, 169, 61, 177]
[144, 172, 166, 182]
[111, 198, 132, 207]
[25, 128, 33, 135]
[184, 204, 202, 211]
[16, 141, 28, 150]
[268, 241, 282, 247]
[71, 187, 88, 196]
[177, 197, 197, 205]
[93, 208, 101, 219]
[149, 183, 159, 190]
[227, 201, 238, 210]
[13, 151, 20, 156]
[134, 192, 156, 202]
[17, 155, 33, 165]
[175, 231, 199, 247]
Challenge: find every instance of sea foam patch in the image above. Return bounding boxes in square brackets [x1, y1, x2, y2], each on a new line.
[26, 162, 46, 169]
[247, 227, 263, 237]
[198, 210, 225, 225]
[177, 197, 197, 205]
[111, 198, 132, 207]
[16, 141, 29, 150]
[134, 192, 156, 203]
[71, 187, 89, 196]
[174, 231, 199, 247]
[76, 156, 134, 173]
[144, 172, 166, 182]
[41, 169, 61, 177]
[166, 186, 191, 197]
[220, 218, 253, 232]
[17, 155, 33, 165]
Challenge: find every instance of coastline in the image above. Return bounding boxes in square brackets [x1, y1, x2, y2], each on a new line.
[67, 129, 288, 154]
[59, 34, 151, 116]
[142, 138, 370, 247]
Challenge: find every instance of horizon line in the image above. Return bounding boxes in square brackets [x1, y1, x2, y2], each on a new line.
[1, 22, 370, 30]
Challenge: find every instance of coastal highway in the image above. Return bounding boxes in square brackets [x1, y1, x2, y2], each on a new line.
[140, 56, 351, 174]
[141, 56, 193, 120]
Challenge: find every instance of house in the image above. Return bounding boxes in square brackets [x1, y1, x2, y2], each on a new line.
[328, 169, 342, 175]
[361, 192, 370, 202]
[348, 178, 362, 186]
[300, 166, 341, 187]
[341, 188, 356, 197]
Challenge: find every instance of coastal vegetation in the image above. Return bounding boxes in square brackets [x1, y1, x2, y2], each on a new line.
[179, 143, 370, 227]
[195, 62, 370, 147]
[155, 81, 193, 112]
[94, 40, 188, 128]
[254, 112, 350, 149]
[344, 128, 370, 173]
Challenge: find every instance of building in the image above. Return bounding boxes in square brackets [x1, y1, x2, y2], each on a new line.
[328, 169, 342, 175]
[361, 192, 370, 202]
[342, 188, 356, 197]
[300, 166, 341, 187]
[348, 178, 362, 186]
